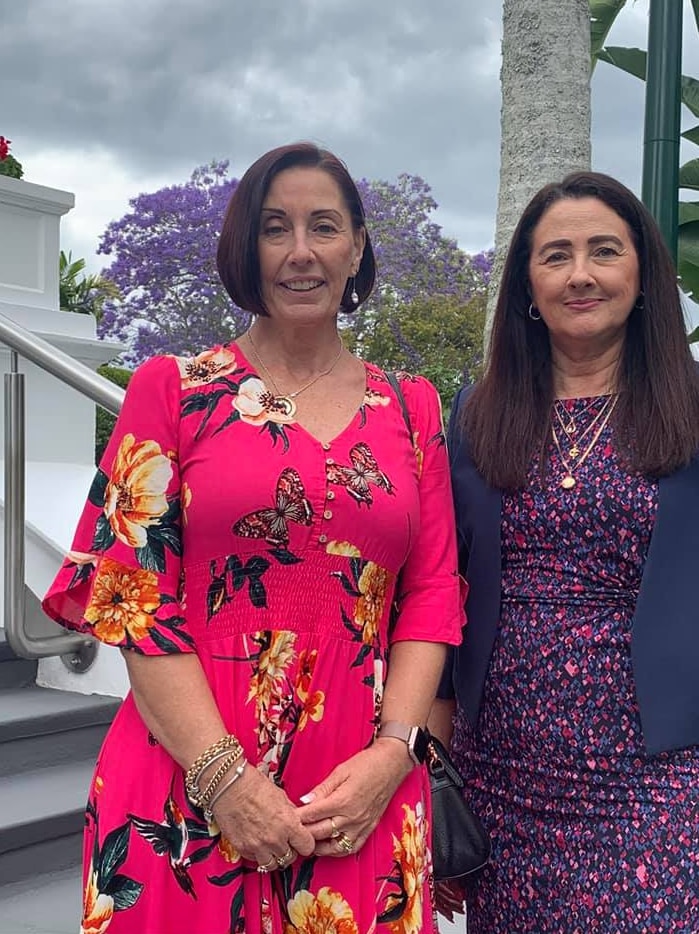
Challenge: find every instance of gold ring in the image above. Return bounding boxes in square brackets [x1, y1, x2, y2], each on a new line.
[276, 846, 294, 867]
[336, 832, 354, 854]
[257, 854, 276, 873]
[330, 817, 340, 839]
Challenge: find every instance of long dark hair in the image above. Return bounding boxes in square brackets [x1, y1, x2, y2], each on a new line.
[217, 142, 376, 316]
[463, 170, 699, 490]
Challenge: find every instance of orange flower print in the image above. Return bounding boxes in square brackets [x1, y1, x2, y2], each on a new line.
[248, 630, 297, 708]
[298, 688, 325, 731]
[296, 649, 318, 698]
[84, 558, 160, 644]
[363, 387, 390, 408]
[217, 834, 241, 863]
[81, 868, 114, 934]
[104, 434, 172, 548]
[285, 887, 359, 934]
[411, 432, 424, 479]
[181, 482, 192, 527]
[175, 345, 238, 388]
[354, 562, 390, 645]
[388, 804, 428, 934]
[233, 377, 296, 425]
[67, 550, 99, 567]
[325, 540, 361, 558]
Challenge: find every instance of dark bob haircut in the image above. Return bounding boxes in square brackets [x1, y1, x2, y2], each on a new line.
[217, 142, 376, 316]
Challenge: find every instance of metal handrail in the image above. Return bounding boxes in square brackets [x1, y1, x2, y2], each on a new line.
[1, 311, 125, 662]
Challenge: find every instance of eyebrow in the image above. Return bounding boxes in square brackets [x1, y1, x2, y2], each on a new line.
[260, 207, 344, 219]
[537, 234, 625, 254]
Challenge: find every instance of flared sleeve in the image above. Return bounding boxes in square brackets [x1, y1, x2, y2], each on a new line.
[389, 375, 466, 647]
[42, 355, 193, 655]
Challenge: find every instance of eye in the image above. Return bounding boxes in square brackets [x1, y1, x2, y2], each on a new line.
[262, 222, 286, 238]
[594, 246, 620, 258]
[313, 222, 339, 236]
[543, 251, 568, 264]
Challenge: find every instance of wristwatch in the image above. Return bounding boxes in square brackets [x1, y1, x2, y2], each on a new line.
[377, 721, 429, 765]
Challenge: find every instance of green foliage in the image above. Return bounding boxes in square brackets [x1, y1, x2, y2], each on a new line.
[592, 4, 699, 302]
[0, 154, 23, 179]
[343, 294, 486, 411]
[95, 365, 132, 464]
[60, 251, 120, 320]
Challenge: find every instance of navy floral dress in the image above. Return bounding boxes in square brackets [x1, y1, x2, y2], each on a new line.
[452, 397, 699, 933]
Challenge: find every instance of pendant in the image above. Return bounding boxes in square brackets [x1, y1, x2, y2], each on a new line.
[560, 475, 576, 490]
[271, 394, 297, 418]
[569, 445, 580, 459]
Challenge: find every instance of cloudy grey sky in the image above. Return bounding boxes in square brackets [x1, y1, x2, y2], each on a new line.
[2, 0, 698, 273]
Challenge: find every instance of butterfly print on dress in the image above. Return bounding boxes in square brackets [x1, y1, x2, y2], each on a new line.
[326, 442, 394, 507]
[233, 467, 314, 547]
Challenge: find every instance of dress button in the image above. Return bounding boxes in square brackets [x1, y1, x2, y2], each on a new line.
[323, 509, 333, 520]
[322, 442, 331, 451]
[319, 534, 328, 543]
[326, 491, 335, 501]
[326, 457, 334, 465]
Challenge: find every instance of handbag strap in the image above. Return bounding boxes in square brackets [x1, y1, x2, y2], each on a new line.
[386, 371, 412, 437]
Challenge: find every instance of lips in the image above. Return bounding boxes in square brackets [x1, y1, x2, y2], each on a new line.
[565, 298, 603, 310]
[281, 279, 324, 292]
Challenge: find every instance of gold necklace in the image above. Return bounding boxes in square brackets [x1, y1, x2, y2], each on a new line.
[245, 329, 344, 418]
[552, 395, 608, 438]
[551, 394, 618, 489]
[553, 394, 615, 460]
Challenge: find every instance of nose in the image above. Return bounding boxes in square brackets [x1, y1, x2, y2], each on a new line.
[567, 255, 595, 289]
[289, 228, 314, 265]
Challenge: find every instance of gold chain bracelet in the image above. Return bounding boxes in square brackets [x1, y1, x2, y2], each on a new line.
[185, 734, 243, 809]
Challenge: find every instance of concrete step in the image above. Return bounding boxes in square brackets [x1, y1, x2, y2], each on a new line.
[0, 683, 120, 777]
[0, 631, 37, 689]
[0, 865, 80, 934]
[0, 759, 92, 886]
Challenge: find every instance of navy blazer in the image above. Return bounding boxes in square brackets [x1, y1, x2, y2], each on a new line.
[440, 387, 699, 756]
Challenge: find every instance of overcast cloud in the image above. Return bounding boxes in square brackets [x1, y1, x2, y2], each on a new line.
[1, 0, 698, 272]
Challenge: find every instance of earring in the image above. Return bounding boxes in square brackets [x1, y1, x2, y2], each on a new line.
[349, 277, 359, 306]
[634, 291, 645, 310]
[528, 303, 541, 321]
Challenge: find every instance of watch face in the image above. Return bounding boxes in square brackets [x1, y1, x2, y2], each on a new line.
[411, 727, 429, 765]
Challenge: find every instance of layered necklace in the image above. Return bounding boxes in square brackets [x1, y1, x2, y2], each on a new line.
[551, 393, 618, 490]
[245, 329, 344, 418]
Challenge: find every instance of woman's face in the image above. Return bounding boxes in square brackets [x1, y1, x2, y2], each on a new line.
[527, 196, 641, 357]
[258, 166, 365, 327]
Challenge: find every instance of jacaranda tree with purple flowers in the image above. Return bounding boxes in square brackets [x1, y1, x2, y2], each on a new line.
[98, 161, 491, 372]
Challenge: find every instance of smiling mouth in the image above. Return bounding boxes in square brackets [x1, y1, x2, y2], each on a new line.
[281, 280, 324, 292]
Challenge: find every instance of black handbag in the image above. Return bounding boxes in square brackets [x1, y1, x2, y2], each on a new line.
[383, 372, 491, 880]
[427, 734, 491, 880]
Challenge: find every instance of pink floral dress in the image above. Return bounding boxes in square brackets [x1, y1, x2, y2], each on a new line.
[42, 342, 463, 934]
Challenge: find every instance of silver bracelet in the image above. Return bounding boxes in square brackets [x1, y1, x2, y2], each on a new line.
[204, 758, 248, 820]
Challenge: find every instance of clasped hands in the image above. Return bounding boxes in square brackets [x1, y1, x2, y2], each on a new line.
[210, 742, 412, 872]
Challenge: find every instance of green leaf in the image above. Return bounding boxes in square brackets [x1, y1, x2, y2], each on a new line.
[590, 0, 627, 64]
[596, 46, 646, 80]
[679, 202, 699, 226]
[87, 469, 109, 507]
[106, 875, 144, 910]
[99, 822, 131, 886]
[687, 324, 699, 343]
[679, 159, 699, 191]
[248, 578, 267, 609]
[692, 0, 699, 36]
[149, 627, 181, 653]
[682, 125, 699, 146]
[678, 221, 699, 300]
[91, 513, 115, 553]
[682, 76, 699, 119]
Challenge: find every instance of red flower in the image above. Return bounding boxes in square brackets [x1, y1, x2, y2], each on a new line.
[0, 137, 10, 161]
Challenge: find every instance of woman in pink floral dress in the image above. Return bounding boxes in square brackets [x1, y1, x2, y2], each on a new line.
[42, 142, 463, 933]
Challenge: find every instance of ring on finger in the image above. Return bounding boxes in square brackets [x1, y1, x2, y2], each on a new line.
[276, 845, 295, 868]
[329, 816, 341, 839]
[336, 831, 354, 854]
[257, 854, 276, 873]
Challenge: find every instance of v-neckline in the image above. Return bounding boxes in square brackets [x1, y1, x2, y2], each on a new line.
[231, 340, 370, 448]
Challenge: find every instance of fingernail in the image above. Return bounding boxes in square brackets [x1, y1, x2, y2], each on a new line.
[299, 792, 315, 804]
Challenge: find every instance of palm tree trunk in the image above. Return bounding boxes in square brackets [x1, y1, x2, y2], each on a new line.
[484, 0, 592, 351]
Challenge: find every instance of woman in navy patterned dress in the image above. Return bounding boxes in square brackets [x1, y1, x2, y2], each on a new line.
[432, 172, 699, 933]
